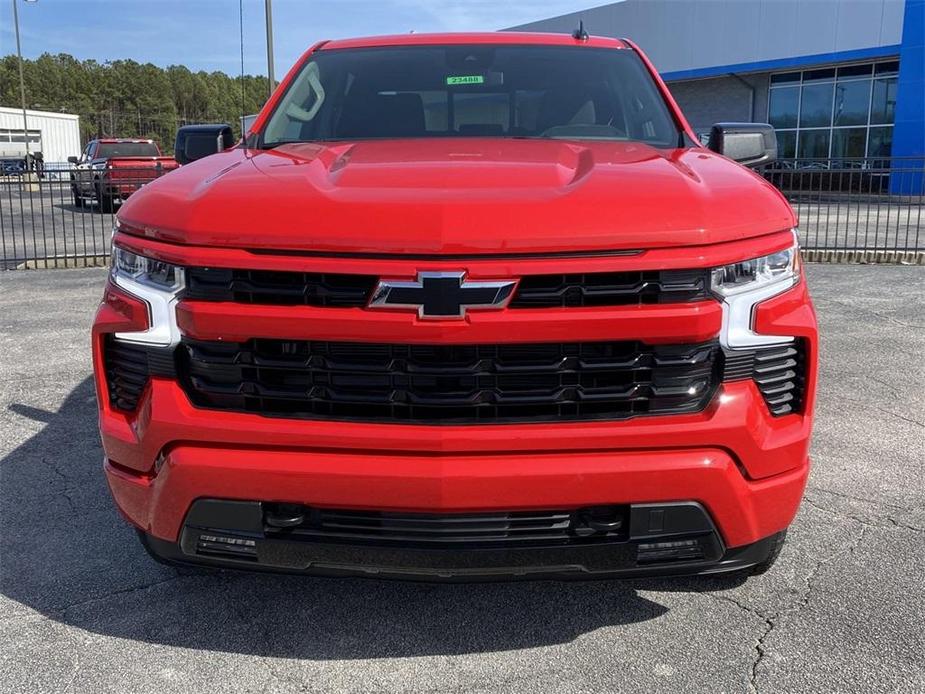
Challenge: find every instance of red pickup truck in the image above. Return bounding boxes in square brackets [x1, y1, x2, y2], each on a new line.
[69, 138, 178, 212]
[93, 32, 817, 581]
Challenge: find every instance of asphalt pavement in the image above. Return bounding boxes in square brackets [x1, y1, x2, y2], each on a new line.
[0, 264, 923, 693]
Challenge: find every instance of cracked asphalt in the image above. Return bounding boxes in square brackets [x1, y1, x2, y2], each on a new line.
[1, 264, 923, 694]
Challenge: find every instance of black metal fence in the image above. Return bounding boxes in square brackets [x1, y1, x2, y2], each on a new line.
[1, 156, 923, 270]
[0, 162, 160, 269]
[760, 157, 924, 256]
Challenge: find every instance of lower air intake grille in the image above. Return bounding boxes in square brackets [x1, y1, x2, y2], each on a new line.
[178, 338, 722, 424]
[723, 340, 807, 416]
[263, 504, 627, 549]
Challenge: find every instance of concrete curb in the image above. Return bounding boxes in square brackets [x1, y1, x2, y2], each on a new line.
[18, 255, 109, 270]
[802, 249, 925, 265]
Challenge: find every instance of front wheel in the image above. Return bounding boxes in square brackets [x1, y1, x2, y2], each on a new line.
[71, 185, 83, 208]
[95, 181, 115, 214]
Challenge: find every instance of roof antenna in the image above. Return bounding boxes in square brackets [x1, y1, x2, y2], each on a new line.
[239, 0, 246, 133]
[572, 19, 589, 41]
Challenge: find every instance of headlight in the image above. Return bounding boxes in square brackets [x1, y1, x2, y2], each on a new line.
[110, 246, 184, 346]
[112, 247, 183, 291]
[711, 244, 799, 297]
[713, 230, 801, 349]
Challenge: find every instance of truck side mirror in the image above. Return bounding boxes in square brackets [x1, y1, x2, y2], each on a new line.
[67, 155, 79, 165]
[708, 123, 777, 167]
[174, 124, 235, 165]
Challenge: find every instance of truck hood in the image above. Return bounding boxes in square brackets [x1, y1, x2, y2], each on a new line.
[119, 139, 795, 255]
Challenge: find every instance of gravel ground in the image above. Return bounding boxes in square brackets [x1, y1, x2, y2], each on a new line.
[0, 264, 923, 693]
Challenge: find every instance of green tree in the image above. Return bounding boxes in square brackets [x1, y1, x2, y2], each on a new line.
[0, 52, 268, 157]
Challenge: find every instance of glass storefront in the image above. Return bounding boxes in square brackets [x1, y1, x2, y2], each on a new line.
[768, 60, 897, 160]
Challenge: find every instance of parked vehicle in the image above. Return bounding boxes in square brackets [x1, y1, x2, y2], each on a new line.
[93, 32, 817, 581]
[0, 152, 43, 177]
[68, 139, 178, 212]
[0, 158, 26, 177]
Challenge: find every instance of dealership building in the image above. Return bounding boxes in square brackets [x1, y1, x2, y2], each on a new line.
[0, 107, 81, 166]
[510, 0, 924, 189]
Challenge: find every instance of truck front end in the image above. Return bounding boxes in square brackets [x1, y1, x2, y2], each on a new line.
[93, 33, 817, 580]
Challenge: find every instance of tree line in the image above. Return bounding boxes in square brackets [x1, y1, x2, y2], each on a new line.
[0, 53, 269, 155]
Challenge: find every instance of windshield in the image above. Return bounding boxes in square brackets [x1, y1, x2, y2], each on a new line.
[96, 142, 159, 158]
[261, 45, 680, 147]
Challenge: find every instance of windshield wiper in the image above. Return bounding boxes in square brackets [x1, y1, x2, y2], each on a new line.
[260, 139, 306, 150]
[260, 138, 361, 149]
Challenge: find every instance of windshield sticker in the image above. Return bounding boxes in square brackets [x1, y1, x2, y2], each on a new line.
[446, 75, 484, 86]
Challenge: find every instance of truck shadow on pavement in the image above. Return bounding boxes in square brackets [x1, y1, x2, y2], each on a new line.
[1, 377, 743, 659]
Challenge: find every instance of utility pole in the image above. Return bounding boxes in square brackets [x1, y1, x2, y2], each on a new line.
[12, 0, 31, 160]
[265, 0, 275, 98]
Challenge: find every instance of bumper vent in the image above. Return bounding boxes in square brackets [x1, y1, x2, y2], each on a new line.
[177, 338, 721, 424]
[184, 267, 710, 308]
[103, 338, 150, 411]
[103, 337, 176, 411]
[723, 341, 807, 416]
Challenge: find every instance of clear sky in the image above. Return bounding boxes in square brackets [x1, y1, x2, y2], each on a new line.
[0, 0, 601, 75]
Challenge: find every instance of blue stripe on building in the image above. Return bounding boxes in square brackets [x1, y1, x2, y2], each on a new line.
[892, 0, 924, 192]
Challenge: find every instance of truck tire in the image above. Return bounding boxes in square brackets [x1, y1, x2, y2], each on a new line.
[71, 185, 83, 208]
[95, 181, 115, 214]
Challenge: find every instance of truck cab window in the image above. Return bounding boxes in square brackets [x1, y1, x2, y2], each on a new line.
[261, 45, 679, 147]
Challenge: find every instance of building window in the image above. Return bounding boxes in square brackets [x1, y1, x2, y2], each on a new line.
[768, 88, 799, 130]
[0, 128, 41, 145]
[768, 60, 897, 160]
[799, 82, 834, 128]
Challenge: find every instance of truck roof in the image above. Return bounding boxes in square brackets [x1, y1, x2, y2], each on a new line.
[320, 32, 630, 52]
[94, 138, 155, 144]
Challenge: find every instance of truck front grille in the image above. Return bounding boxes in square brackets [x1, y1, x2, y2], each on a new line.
[177, 338, 721, 424]
[185, 268, 378, 307]
[184, 267, 710, 308]
[509, 269, 709, 307]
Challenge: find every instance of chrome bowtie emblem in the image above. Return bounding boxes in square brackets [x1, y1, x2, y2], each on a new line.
[369, 271, 517, 319]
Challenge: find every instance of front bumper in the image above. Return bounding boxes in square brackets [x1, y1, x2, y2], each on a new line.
[102, 388, 810, 553]
[137, 499, 785, 581]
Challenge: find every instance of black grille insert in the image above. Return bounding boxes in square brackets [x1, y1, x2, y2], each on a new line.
[723, 341, 807, 416]
[185, 267, 378, 307]
[509, 269, 710, 307]
[178, 338, 722, 424]
[183, 267, 711, 308]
